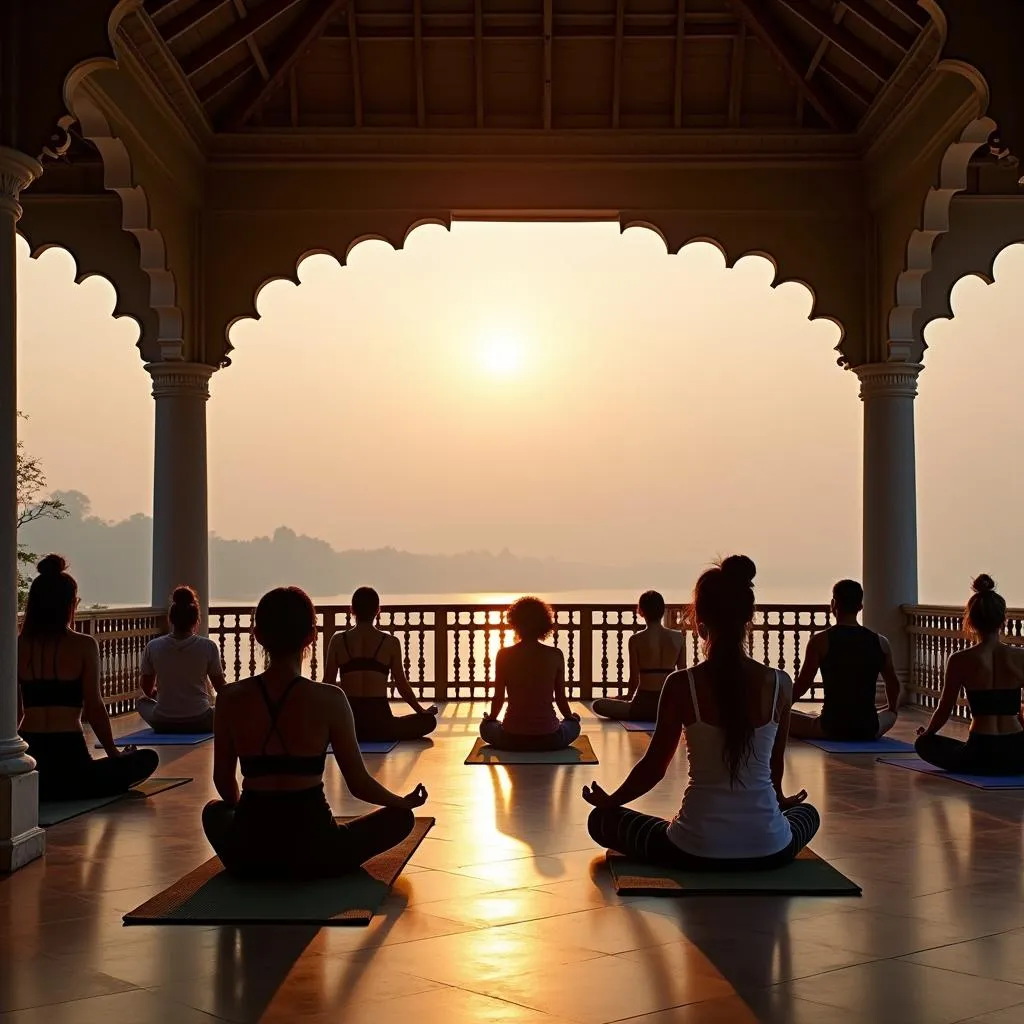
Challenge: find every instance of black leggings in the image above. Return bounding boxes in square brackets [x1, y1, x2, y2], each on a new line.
[915, 731, 1024, 776]
[21, 731, 159, 802]
[588, 804, 821, 871]
[348, 697, 436, 742]
[138, 697, 215, 733]
[480, 717, 581, 751]
[592, 690, 660, 722]
[202, 785, 415, 879]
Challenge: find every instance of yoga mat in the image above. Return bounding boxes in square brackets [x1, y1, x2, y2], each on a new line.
[359, 741, 398, 754]
[464, 735, 598, 765]
[96, 728, 212, 747]
[620, 721, 657, 733]
[38, 777, 192, 827]
[803, 736, 915, 754]
[877, 756, 1024, 789]
[123, 816, 434, 926]
[608, 847, 861, 897]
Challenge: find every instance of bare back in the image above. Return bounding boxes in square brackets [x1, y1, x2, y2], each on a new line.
[327, 625, 399, 698]
[682, 657, 787, 729]
[17, 630, 96, 733]
[631, 624, 685, 692]
[497, 642, 564, 734]
[948, 642, 1024, 735]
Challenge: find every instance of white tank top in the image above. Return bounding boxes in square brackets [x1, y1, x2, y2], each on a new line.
[666, 668, 793, 859]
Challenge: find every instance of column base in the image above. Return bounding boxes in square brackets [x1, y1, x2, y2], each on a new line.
[0, 771, 45, 873]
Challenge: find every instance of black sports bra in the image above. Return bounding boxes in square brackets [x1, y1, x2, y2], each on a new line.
[337, 633, 390, 677]
[964, 650, 1022, 718]
[238, 676, 327, 779]
[19, 636, 84, 709]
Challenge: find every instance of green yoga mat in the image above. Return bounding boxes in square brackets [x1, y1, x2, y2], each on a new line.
[123, 816, 434, 926]
[38, 777, 192, 827]
[465, 735, 598, 765]
[608, 847, 861, 897]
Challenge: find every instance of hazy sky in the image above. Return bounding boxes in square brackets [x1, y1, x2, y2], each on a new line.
[14, 223, 1024, 605]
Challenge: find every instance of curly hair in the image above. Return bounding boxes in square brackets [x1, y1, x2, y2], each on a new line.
[507, 596, 555, 642]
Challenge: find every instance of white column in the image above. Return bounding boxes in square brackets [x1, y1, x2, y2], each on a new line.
[147, 362, 213, 631]
[0, 147, 45, 872]
[857, 361, 922, 692]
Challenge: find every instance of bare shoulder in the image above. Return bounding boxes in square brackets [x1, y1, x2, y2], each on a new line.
[70, 631, 99, 656]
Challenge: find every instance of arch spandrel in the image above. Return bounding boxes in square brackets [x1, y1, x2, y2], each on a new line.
[18, 193, 160, 359]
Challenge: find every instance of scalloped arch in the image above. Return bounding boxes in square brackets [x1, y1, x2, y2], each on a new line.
[620, 219, 847, 358]
[223, 217, 451, 359]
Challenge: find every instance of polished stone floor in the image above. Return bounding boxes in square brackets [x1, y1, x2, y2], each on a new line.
[3, 702, 1024, 1023]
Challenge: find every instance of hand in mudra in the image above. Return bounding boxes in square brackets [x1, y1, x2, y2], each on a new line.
[778, 789, 808, 811]
[402, 783, 428, 809]
[582, 781, 613, 808]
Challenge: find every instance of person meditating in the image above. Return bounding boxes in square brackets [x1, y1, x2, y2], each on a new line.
[584, 556, 819, 870]
[592, 590, 685, 722]
[17, 555, 158, 801]
[322, 587, 438, 742]
[480, 596, 581, 752]
[915, 575, 1024, 776]
[137, 586, 225, 734]
[788, 579, 901, 741]
[203, 586, 428, 878]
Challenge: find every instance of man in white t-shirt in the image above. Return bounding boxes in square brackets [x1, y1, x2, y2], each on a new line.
[138, 633, 226, 733]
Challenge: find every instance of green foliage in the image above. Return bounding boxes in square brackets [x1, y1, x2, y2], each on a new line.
[16, 413, 67, 609]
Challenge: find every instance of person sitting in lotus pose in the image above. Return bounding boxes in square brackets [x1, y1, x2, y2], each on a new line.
[788, 579, 900, 742]
[584, 556, 819, 870]
[203, 587, 428, 878]
[480, 597, 581, 752]
[592, 590, 685, 722]
[323, 587, 438, 742]
[915, 575, 1024, 776]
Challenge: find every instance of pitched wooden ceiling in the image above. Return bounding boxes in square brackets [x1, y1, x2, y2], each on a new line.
[142, 0, 929, 133]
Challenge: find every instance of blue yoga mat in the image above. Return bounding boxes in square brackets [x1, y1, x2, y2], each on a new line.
[620, 721, 657, 733]
[358, 741, 398, 754]
[877, 756, 1024, 789]
[803, 736, 915, 754]
[97, 729, 212, 747]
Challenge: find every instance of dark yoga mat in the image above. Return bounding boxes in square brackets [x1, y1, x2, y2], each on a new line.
[96, 728, 212, 747]
[803, 736, 915, 754]
[620, 721, 657, 733]
[38, 777, 192, 827]
[465, 735, 598, 765]
[123, 816, 435, 926]
[877, 756, 1024, 789]
[608, 847, 861, 897]
[324, 741, 399, 755]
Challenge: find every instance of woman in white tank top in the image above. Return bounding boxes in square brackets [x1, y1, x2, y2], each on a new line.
[583, 556, 820, 870]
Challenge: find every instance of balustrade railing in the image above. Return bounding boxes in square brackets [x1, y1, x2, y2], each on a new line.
[905, 604, 1024, 722]
[208, 602, 833, 700]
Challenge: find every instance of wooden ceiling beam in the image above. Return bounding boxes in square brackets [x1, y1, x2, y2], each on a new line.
[181, 0, 303, 77]
[883, 0, 928, 29]
[818, 60, 874, 107]
[474, 0, 484, 126]
[611, 0, 624, 127]
[840, 0, 916, 49]
[347, 0, 363, 127]
[146, 0, 183, 18]
[672, 0, 686, 127]
[223, 0, 342, 128]
[159, 0, 230, 44]
[725, 0, 846, 129]
[413, 0, 426, 127]
[776, 0, 891, 80]
[542, 0, 553, 128]
[232, 0, 271, 80]
[729, 21, 746, 126]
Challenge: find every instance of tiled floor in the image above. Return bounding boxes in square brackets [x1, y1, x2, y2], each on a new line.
[4, 703, 1024, 1023]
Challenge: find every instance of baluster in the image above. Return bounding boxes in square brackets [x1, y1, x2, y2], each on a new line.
[453, 612, 462, 696]
[468, 611, 477, 694]
[579, 608, 594, 700]
[483, 610, 494, 686]
[615, 612, 625, 694]
[403, 613, 412, 682]
[761, 611, 769, 666]
[600, 611, 609, 688]
[233, 613, 242, 681]
[567, 611, 576, 691]
[793, 613, 802, 682]
[247, 617, 257, 678]
[217, 614, 227, 675]
[417, 612, 426, 687]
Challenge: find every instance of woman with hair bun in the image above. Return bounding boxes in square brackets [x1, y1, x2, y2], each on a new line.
[480, 596, 581, 751]
[915, 575, 1024, 775]
[584, 556, 820, 870]
[137, 586, 225, 734]
[203, 587, 427, 878]
[17, 555, 159, 800]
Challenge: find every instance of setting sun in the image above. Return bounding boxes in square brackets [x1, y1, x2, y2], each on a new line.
[479, 329, 524, 378]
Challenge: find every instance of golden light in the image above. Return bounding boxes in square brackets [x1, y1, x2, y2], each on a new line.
[478, 328, 525, 378]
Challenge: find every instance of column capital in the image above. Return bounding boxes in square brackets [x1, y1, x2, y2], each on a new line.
[0, 148, 43, 220]
[146, 361, 214, 401]
[854, 362, 923, 402]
